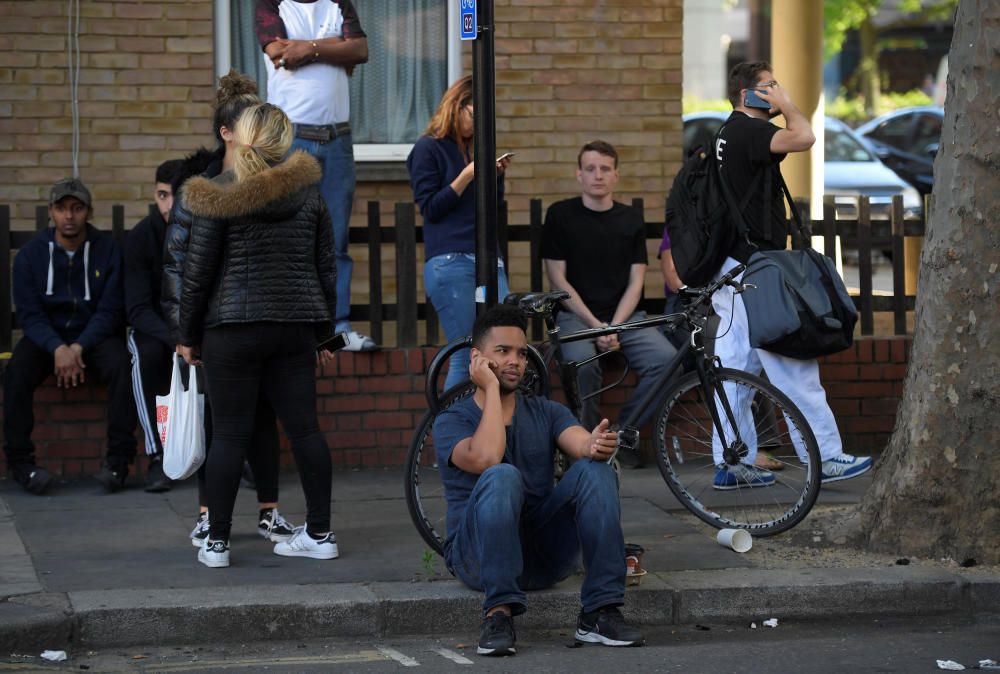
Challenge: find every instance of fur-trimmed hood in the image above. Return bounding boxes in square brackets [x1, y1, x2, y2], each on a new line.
[181, 151, 322, 220]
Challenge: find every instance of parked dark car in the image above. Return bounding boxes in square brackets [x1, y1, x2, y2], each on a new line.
[854, 106, 944, 196]
[682, 112, 922, 219]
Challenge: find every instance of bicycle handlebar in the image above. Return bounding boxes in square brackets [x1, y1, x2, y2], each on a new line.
[677, 264, 750, 305]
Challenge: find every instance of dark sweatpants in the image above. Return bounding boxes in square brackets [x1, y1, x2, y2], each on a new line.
[3, 336, 138, 470]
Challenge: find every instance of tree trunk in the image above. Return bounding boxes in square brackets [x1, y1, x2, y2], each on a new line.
[857, 0, 1000, 564]
[858, 15, 882, 115]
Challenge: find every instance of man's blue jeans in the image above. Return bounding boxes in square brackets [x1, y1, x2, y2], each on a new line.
[424, 253, 510, 391]
[445, 460, 626, 615]
[291, 133, 355, 333]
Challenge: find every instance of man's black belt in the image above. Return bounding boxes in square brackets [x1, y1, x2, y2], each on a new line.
[293, 122, 351, 143]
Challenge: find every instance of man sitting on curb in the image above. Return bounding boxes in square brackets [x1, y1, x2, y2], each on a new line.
[433, 305, 644, 657]
[3, 178, 137, 494]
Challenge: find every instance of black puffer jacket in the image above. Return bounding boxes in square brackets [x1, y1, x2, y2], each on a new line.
[177, 151, 337, 346]
[162, 147, 224, 343]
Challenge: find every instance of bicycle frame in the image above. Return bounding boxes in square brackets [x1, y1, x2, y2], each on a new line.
[544, 296, 750, 467]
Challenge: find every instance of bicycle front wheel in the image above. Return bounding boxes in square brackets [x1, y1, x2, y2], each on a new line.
[404, 385, 474, 556]
[653, 367, 821, 536]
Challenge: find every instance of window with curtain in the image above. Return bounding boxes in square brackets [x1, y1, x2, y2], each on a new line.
[229, 0, 448, 148]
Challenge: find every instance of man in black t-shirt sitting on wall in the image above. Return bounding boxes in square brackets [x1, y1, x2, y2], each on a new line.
[708, 62, 872, 488]
[541, 140, 677, 436]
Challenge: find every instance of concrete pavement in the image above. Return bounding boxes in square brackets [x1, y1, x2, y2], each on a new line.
[1, 467, 996, 653]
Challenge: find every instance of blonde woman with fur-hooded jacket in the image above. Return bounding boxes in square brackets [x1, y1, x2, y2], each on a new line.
[178, 102, 339, 569]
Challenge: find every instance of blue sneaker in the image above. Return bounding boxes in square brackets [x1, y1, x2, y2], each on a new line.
[820, 453, 872, 483]
[713, 463, 775, 490]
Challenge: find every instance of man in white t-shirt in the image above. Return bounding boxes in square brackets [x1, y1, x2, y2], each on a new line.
[256, 0, 376, 351]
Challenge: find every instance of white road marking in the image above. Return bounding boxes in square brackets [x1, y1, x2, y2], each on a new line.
[431, 647, 474, 665]
[376, 646, 421, 667]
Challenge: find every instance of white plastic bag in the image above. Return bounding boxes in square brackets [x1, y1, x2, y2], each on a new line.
[156, 354, 206, 480]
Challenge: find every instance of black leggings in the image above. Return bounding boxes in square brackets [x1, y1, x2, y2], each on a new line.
[195, 387, 281, 507]
[201, 322, 331, 541]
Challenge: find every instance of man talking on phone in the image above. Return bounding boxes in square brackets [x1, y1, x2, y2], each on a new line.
[706, 62, 873, 488]
[433, 305, 644, 657]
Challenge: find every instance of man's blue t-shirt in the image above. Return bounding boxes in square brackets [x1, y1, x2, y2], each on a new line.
[432, 392, 580, 547]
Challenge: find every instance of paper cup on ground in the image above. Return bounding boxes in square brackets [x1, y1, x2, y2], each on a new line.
[716, 528, 752, 553]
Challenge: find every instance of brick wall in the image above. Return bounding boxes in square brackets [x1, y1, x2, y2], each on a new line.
[0, 337, 910, 478]
[2, 1, 683, 349]
[0, 0, 215, 231]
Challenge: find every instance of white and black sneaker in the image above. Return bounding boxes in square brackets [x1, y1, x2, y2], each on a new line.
[258, 508, 297, 542]
[198, 538, 230, 568]
[190, 511, 210, 548]
[273, 527, 339, 559]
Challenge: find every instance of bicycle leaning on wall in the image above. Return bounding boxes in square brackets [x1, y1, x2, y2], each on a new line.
[404, 265, 822, 556]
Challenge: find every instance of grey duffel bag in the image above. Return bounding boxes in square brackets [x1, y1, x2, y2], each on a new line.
[740, 248, 857, 360]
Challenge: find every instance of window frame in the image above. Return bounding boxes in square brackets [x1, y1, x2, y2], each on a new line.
[212, 0, 463, 162]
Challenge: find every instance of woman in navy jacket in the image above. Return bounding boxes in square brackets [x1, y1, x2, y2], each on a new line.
[406, 76, 513, 391]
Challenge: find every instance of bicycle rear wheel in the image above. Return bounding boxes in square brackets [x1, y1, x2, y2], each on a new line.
[653, 367, 821, 536]
[405, 342, 551, 555]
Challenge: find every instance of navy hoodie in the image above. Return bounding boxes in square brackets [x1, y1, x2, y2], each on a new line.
[13, 224, 125, 354]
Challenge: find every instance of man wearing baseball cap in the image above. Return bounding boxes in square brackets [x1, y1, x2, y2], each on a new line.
[3, 178, 138, 494]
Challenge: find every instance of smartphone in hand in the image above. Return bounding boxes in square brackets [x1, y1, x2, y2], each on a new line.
[496, 152, 516, 162]
[744, 89, 771, 109]
[317, 332, 349, 353]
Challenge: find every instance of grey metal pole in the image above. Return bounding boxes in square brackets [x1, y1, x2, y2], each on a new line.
[473, 0, 498, 314]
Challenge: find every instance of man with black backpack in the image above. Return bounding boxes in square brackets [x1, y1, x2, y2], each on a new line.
[703, 62, 872, 488]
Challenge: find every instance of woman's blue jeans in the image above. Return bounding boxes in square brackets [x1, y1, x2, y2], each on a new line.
[424, 253, 510, 391]
[444, 460, 626, 615]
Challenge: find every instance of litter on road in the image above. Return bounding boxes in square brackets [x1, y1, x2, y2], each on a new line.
[40, 650, 67, 662]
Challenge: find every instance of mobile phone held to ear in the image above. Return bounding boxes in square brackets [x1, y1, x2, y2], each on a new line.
[317, 332, 349, 353]
[496, 152, 516, 162]
[744, 89, 771, 109]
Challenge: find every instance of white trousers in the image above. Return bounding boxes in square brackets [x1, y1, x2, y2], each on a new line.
[710, 258, 843, 464]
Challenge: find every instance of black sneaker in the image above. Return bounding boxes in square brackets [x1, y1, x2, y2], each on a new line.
[575, 606, 644, 646]
[190, 511, 210, 548]
[258, 508, 297, 543]
[11, 463, 52, 495]
[477, 612, 516, 656]
[144, 457, 173, 493]
[95, 462, 128, 493]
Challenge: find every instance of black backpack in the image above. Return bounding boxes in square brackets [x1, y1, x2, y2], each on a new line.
[664, 134, 761, 288]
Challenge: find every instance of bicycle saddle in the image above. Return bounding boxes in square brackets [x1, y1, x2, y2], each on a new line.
[502, 290, 570, 315]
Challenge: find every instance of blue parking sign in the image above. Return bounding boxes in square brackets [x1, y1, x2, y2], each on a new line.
[460, 0, 477, 40]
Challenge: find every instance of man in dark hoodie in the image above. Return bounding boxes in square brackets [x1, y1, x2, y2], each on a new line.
[3, 178, 137, 494]
[124, 159, 184, 493]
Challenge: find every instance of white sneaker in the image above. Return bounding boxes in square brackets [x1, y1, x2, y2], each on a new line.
[820, 453, 873, 483]
[273, 527, 339, 559]
[341, 330, 378, 352]
[198, 539, 230, 568]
